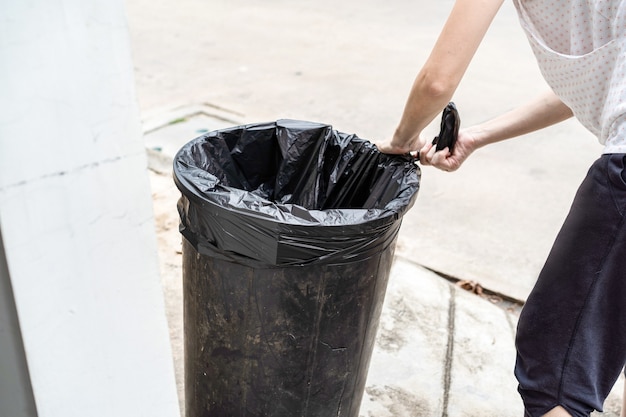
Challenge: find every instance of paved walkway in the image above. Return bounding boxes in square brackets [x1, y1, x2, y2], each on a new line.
[126, 0, 602, 302]
[362, 258, 521, 417]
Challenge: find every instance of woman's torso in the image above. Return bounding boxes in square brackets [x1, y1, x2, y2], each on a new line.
[513, 0, 626, 153]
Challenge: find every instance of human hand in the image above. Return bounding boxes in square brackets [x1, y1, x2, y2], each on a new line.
[418, 128, 477, 172]
[375, 134, 425, 157]
[376, 140, 413, 156]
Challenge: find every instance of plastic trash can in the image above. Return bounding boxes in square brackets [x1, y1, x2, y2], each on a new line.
[173, 119, 420, 417]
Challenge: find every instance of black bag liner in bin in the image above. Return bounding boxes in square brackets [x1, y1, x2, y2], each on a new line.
[173, 119, 420, 417]
[174, 119, 420, 266]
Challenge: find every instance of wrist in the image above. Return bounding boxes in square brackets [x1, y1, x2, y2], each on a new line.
[391, 126, 421, 153]
[463, 125, 491, 150]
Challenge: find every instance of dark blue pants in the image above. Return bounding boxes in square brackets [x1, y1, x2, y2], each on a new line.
[515, 154, 626, 417]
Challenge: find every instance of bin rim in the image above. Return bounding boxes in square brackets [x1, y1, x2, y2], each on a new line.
[172, 120, 419, 229]
[173, 167, 402, 229]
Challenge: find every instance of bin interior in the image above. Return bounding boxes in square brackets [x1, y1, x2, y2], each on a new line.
[174, 119, 420, 213]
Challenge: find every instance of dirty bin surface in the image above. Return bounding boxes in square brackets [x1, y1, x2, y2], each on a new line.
[174, 119, 420, 417]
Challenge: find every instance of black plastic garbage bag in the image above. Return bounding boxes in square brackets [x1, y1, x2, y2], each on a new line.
[174, 119, 420, 417]
[174, 119, 420, 266]
[432, 102, 460, 152]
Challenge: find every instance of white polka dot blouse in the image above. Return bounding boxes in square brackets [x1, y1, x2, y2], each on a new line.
[513, 0, 626, 153]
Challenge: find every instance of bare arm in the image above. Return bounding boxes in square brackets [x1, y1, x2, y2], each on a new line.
[378, 0, 506, 154]
[421, 90, 574, 171]
[462, 90, 573, 147]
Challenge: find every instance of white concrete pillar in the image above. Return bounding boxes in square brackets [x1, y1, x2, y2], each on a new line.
[0, 1, 180, 416]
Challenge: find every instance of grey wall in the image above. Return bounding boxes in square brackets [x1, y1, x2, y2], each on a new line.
[0, 228, 37, 417]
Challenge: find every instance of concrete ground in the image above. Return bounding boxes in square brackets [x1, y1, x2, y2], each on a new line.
[126, 0, 602, 302]
[126, 0, 623, 415]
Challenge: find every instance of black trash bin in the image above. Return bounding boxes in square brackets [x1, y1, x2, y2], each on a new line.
[173, 119, 420, 417]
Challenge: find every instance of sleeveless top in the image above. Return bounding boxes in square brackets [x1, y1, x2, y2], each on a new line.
[512, 0, 626, 153]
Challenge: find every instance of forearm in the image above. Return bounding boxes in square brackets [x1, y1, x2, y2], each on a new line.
[391, 72, 456, 151]
[467, 90, 573, 149]
[389, 0, 505, 153]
